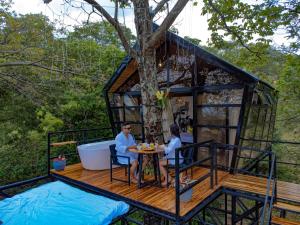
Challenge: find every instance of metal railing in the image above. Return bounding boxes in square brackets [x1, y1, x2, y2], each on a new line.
[47, 127, 114, 175]
[215, 143, 278, 225]
[173, 141, 278, 224]
[260, 152, 277, 225]
[174, 140, 218, 218]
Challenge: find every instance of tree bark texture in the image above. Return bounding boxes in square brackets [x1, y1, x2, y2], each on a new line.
[133, 0, 162, 142]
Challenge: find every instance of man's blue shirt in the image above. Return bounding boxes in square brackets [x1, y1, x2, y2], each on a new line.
[115, 132, 137, 164]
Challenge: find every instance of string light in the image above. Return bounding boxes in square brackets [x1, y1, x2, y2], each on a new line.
[158, 61, 162, 67]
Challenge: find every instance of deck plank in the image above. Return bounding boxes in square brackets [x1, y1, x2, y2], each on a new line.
[274, 202, 300, 214]
[272, 216, 300, 225]
[277, 181, 300, 203]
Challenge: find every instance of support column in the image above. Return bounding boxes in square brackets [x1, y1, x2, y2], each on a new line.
[232, 195, 237, 225]
[255, 200, 259, 222]
[225, 193, 228, 225]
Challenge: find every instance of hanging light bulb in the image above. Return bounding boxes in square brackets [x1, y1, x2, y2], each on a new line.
[158, 60, 163, 67]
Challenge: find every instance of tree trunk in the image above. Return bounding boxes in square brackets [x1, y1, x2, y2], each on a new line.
[133, 0, 162, 142]
[162, 98, 174, 142]
[137, 50, 162, 143]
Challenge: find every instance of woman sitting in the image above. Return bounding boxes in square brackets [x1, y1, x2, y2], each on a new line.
[159, 123, 183, 187]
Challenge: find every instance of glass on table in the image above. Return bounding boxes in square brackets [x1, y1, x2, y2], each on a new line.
[141, 143, 147, 149]
[149, 143, 155, 149]
[137, 143, 142, 151]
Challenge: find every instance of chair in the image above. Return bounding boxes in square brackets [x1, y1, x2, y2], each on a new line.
[109, 144, 131, 185]
[165, 146, 195, 187]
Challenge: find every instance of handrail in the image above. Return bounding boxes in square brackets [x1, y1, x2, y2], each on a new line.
[240, 137, 300, 145]
[259, 152, 277, 225]
[203, 142, 278, 225]
[47, 127, 114, 175]
[0, 175, 49, 192]
[174, 140, 218, 218]
[48, 127, 113, 135]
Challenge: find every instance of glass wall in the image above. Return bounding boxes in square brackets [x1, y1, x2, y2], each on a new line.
[109, 93, 143, 141]
[106, 41, 277, 172]
[195, 87, 243, 167]
[237, 83, 278, 169]
[170, 95, 193, 143]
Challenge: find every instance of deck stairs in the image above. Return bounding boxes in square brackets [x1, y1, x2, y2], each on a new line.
[271, 216, 300, 225]
[223, 174, 300, 224]
[271, 183, 300, 225]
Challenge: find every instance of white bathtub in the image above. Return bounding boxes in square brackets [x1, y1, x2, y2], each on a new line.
[77, 140, 115, 170]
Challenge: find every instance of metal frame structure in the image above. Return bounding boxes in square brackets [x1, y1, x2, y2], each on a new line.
[103, 28, 278, 175]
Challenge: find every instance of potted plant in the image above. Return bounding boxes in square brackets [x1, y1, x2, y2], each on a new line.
[53, 153, 66, 171]
[179, 176, 196, 202]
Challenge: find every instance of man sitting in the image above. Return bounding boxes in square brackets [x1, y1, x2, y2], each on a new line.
[115, 122, 138, 183]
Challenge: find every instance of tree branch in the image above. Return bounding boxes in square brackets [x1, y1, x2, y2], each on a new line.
[151, 0, 171, 18]
[207, 0, 261, 58]
[0, 75, 44, 105]
[82, 0, 136, 58]
[0, 61, 78, 75]
[146, 0, 189, 51]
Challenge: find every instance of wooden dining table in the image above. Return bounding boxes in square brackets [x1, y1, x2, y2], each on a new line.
[129, 148, 165, 188]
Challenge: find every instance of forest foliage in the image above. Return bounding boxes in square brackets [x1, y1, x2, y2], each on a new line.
[0, 1, 299, 185]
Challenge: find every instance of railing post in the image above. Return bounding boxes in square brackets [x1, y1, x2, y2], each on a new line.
[225, 193, 228, 225]
[83, 130, 87, 144]
[232, 195, 237, 225]
[47, 132, 51, 175]
[214, 142, 218, 185]
[268, 152, 272, 177]
[175, 148, 180, 219]
[210, 143, 214, 189]
[274, 156, 277, 202]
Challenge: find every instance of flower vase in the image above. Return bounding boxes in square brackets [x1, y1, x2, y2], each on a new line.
[53, 158, 66, 171]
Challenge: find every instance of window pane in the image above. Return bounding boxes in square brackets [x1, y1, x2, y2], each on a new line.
[125, 107, 141, 122]
[197, 127, 226, 143]
[112, 108, 124, 122]
[124, 94, 141, 106]
[243, 107, 259, 139]
[197, 89, 243, 105]
[197, 107, 226, 126]
[255, 107, 267, 140]
[171, 96, 193, 133]
[262, 107, 272, 141]
[228, 107, 241, 126]
[130, 124, 143, 141]
[196, 66, 242, 86]
[109, 94, 123, 107]
[157, 46, 194, 88]
[196, 127, 229, 166]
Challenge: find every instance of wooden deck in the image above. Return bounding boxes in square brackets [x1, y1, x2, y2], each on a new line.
[52, 163, 228, 216]
[52, 163, 300, 218]
[272, 216, 300, 225]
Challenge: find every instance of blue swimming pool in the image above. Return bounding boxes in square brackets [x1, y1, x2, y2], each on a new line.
[0, 181, 129, 225]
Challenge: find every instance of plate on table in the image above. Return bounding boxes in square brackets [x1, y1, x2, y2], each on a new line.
[143, 147, 155, 151]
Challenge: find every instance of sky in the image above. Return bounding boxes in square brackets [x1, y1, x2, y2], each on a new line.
[11, 0, 287, 47]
